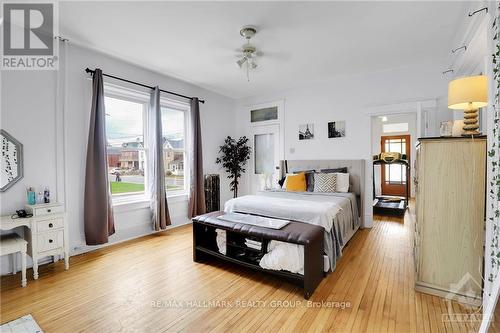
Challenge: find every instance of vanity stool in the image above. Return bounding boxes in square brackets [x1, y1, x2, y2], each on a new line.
[1, 234, 27, 287]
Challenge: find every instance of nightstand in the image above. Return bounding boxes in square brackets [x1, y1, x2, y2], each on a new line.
[24, 203, 69, 279]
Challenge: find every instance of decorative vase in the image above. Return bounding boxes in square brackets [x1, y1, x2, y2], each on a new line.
[440, 121, 453, 137]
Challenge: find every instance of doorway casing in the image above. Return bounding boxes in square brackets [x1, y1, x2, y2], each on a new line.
[246, 100, 285, 194]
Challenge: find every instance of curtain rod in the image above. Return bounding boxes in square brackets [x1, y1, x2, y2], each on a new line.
[84, 68, 205, 104]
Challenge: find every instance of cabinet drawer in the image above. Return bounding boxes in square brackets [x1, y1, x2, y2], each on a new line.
[37, 230, 64, 252]
[37, 217, 64, 232]
[34, 205, 64, 217]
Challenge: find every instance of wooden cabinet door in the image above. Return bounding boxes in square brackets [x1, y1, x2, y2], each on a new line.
[417, 139, 485, 297]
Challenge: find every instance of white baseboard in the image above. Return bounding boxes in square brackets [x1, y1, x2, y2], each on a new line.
[71, 220, 191, 256]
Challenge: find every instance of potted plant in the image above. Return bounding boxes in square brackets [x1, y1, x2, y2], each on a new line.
[216, 136, 251, 198]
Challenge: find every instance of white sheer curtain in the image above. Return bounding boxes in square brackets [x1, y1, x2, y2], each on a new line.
[147, 87, 171, 230]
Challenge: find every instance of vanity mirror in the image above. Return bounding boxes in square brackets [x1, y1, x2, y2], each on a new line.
[1, 129, 23, 192]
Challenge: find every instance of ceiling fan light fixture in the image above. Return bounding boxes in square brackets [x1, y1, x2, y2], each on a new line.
[236, 57, 247, 68]
[242, 44, 256, 55]
[236, 25, 260, 81]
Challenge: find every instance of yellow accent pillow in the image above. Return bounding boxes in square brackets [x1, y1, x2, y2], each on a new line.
[285, 172, 307, 192]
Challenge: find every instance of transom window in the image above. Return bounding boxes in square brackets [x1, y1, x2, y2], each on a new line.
[383, 122, 409, 133]
[250, 106, 278, 123]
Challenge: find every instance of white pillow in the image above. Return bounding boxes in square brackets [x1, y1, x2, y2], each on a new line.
[335, 173, 350, 192]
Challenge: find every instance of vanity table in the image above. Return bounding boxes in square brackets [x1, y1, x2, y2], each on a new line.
[0, 203, 69, 279]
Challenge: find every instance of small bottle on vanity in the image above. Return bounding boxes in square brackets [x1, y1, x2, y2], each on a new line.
[27, 187, 36, 205]
[43, 187, 50, 203]
[37, 191, 44, 204]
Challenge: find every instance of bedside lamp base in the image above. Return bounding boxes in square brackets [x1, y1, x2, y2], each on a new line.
[462, 108, 480, 136]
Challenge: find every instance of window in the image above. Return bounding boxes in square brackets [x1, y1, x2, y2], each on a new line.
[105, 96, 146, 196]
[383, 122, 409, 133]
[161, 106, 187, 193]
[104, 84, 189, 200]
[250, 106, 278, 123]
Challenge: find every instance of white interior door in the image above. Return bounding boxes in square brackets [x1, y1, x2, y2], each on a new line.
[250, 124, 280, 194]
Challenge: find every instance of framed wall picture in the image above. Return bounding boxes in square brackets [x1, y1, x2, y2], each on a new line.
[1, 129, 23, 192]
[328, 121, 346, 138]
[299, 124, 314, 140]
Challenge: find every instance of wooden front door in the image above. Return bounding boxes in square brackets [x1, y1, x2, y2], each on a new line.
[381, 135, 410, 196]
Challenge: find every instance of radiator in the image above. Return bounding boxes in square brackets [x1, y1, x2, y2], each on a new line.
[204, 174, 220, 213]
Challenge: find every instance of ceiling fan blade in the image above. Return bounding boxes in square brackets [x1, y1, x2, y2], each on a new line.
[259, 50, 290, 61]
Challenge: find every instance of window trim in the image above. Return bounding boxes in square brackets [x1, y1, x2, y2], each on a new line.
[103, 83, 190, 204]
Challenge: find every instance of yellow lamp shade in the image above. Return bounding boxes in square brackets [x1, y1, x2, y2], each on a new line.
[448, 75, 488, 110]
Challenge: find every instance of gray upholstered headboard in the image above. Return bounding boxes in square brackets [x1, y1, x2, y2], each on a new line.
[279, 159, 366, 218]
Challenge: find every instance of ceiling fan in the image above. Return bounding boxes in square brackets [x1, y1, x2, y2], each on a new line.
[236, 25, 259, 81]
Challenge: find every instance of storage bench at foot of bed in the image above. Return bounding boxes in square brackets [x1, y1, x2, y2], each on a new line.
[192, 211, 324, 299]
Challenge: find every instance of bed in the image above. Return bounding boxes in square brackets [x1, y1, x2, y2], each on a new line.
[224, 159, 365, 272]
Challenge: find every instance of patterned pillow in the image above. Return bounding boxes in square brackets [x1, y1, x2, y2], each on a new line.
[313, 173, 337, 192]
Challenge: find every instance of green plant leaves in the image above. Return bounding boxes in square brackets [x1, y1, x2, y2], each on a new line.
[215, 136, 251, 198]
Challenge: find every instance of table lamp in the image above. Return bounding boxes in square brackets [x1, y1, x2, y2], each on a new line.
[448, 75, 488, 136]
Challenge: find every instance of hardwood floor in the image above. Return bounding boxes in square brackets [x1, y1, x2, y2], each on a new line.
[1, 206, 482, 332]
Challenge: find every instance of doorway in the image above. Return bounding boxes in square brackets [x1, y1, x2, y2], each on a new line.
[380, 135, 411, 196]
[247, 100, 284, 194]
[371, 113, 417, 200]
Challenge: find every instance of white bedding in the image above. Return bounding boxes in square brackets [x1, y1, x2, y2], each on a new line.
[259, 240, 304, 274]
[223, 190, 360, 274]
[224, 194, 341, 232]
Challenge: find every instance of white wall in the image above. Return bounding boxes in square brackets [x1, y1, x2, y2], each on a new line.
[0, 42, 236, 274]
[235, 62, 450, 227]
[371, 113, 417, 198]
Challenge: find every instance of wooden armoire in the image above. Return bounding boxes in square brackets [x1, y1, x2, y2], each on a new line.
[414, 136, 486, 303]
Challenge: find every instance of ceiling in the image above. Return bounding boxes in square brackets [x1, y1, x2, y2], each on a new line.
[59, 1, 469, 99]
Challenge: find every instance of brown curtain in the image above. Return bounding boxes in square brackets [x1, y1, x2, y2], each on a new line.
[148, 87, 171, 230]
[84, 68, 115, 245]
[188, 98, 206, 218]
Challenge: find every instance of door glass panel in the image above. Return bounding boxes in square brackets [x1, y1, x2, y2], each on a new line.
[254, 133, 274, 174]
[389, 140, 402, 153]
[387, 164, 404, 182]
[383, 137, 407, 185]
